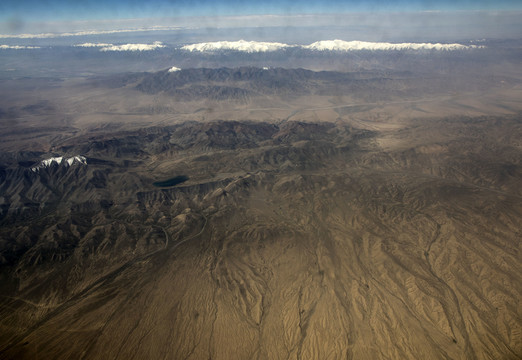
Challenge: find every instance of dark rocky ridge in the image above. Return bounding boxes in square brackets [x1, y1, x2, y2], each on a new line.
[125, 66, 511, 102]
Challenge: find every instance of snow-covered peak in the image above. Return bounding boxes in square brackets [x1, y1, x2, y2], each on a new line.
[181, 40, 291, 53]
[31, 155, 87, 172]
[168, 66, 181, 72]
[100, 41, 165, 52]
[303, 39, 482, 51]
[74, 43, 112, 47]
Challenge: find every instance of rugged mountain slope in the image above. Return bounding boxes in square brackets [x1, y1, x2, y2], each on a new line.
[0, 115, 521, 359]
[124, 67, 513, 102]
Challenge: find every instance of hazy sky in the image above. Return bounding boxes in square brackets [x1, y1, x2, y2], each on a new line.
[0, 0, 521, 41]
[2, 0, 522, 22]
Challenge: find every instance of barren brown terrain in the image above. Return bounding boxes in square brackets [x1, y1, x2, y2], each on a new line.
[0, 66, 521, 359]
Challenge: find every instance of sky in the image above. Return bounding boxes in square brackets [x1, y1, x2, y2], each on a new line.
[0, 0, 521, 40]
[1, 0, 522, 22]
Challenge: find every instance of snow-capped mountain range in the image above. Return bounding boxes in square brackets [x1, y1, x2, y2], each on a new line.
[181, 40, 291, 53]
[4, 39, 482, 53]
[302, 40, 480, 51]
[74, 41, 165, 51]
[181, 39, 483, 53]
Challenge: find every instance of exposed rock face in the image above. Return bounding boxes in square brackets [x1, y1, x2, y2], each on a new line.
[0, 117, 520, 359]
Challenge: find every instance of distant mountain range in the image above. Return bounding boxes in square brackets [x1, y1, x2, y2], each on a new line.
[2, 38, 520, 79]
[1, 39, 483, 54]
[123, 66, 509, 102]
[181, 39, 483, 53]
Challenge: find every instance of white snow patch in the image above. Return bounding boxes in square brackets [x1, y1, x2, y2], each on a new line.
[303, 39, 482, 51]
[74, 42, 112, 47]
[100, 41, 165, 52]
[181, 40, 291, 53]
[0, 45, 40, 49]
[31, 155, 87, 172]
[168, 66, 181, 72]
